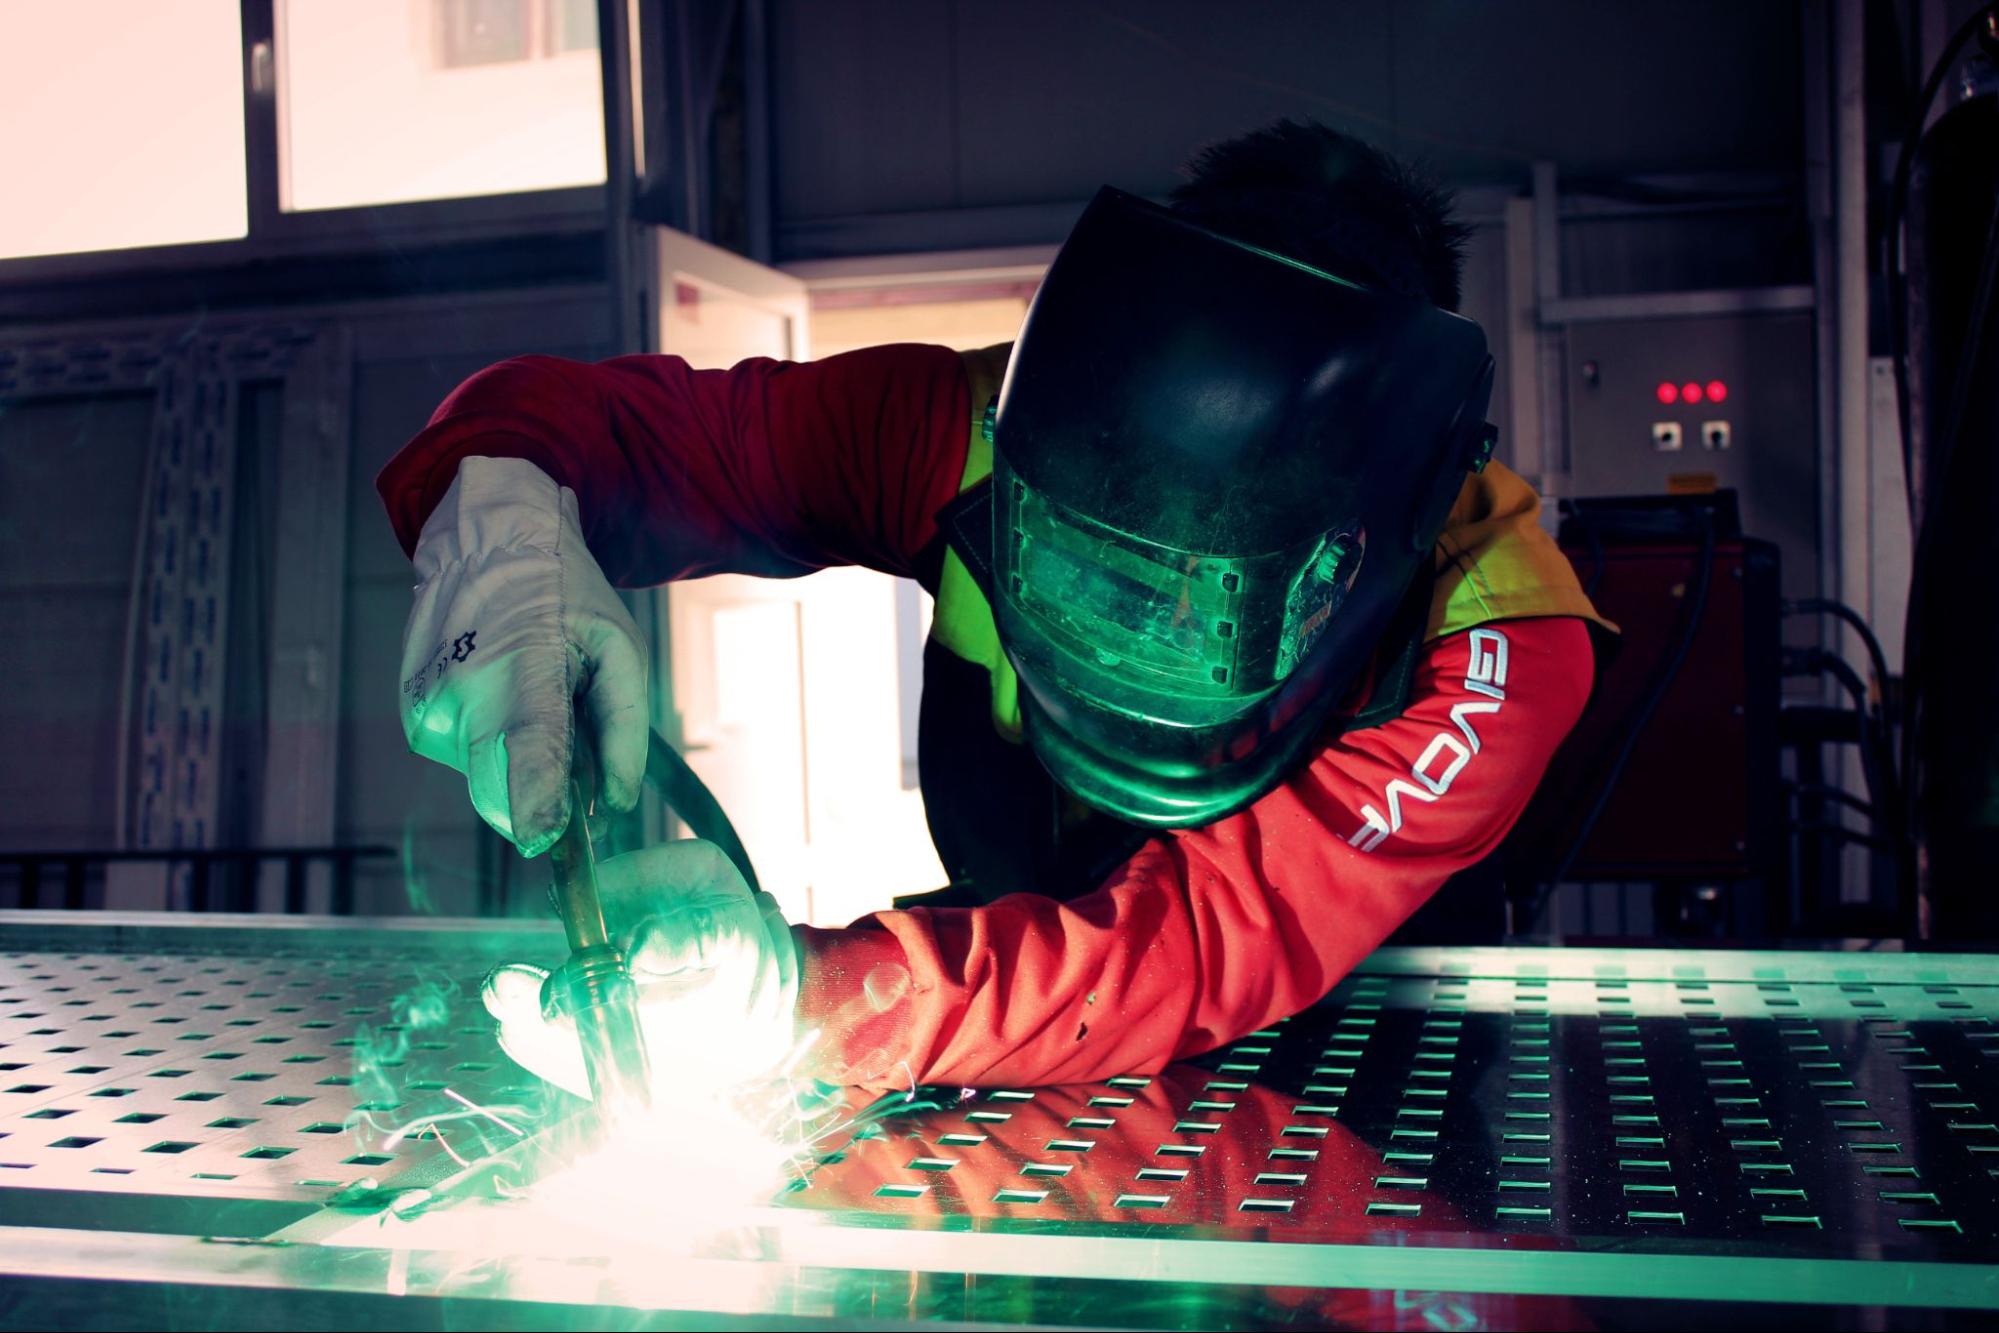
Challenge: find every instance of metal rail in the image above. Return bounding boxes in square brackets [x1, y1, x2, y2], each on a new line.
[0, 846, 394, 913]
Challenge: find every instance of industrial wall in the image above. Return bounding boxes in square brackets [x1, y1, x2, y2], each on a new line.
[768, 0, 1803, 257]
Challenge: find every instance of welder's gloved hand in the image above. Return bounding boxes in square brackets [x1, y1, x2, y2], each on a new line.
[480, 840, 801, 1099]
[398, 456, 647, 858]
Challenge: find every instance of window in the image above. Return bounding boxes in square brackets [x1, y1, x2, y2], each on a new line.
[809, 283, 1040, 360]
[0, 3, 247, 260]
[277, 0, 606, 212]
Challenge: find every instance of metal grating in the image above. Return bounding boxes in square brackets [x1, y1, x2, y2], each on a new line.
[0, 934, 554, 1203]
[4, 916, 1997, 1306]
[792, 953, 1999, 1261]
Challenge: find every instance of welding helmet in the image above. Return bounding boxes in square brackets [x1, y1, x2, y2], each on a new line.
[988, 187, 1497, 828]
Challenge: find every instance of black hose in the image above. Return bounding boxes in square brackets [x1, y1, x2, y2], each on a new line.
[1784, 647, 1869, 711]
[1785, 648, 1898, 823]
[1782, 598, 1893, 708]
[1782, 598, 1903, 817]
[1786, 783, 1878, 819]
[643, 727, 761, 894]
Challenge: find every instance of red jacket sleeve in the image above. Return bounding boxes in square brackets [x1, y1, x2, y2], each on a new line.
[796, 616, 1592, 1090]
[375, 345, 973, 586]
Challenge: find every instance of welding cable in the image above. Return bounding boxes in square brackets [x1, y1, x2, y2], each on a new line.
[1783, 648, 1872, 733]
[1785, 782, 1878, 820]
[1536, 507, 1716, 900]
[1885, 4, 1998, 518]
[1782, 598, 1894, 720]
[1782, 647, 1900, 852]
[642, 726, 760, 894]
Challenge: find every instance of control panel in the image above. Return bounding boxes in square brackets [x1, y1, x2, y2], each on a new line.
[1564, 310, 1819, 614]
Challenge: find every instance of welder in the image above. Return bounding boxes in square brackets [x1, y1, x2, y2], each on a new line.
[381, 121, 1609, 1096]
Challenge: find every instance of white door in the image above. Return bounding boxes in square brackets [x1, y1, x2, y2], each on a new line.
[640, 230, 944, 927]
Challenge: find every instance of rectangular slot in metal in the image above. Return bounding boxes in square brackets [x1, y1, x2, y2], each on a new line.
[1241, 1198, 1295, 1213]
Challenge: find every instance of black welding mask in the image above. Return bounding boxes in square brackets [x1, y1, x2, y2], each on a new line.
[986, 187, 1497, 827]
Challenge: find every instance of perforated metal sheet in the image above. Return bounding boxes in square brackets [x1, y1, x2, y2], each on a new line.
[0, 915, 560, 1207]
[795, 950, 1999, 1263]
[4, 917, 1998, 1326]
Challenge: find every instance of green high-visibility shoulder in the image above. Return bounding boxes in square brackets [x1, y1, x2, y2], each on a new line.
[933, 344, 1021, 739]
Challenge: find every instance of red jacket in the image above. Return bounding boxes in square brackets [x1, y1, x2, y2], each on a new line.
[379, 344, 1592, 1090]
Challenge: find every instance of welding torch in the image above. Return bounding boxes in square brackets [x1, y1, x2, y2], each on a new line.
[545, 721, 653, 1123]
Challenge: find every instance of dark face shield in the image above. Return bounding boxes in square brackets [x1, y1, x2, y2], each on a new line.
[1001, 456, 1366, 716]
[990, 188, 1495, 827]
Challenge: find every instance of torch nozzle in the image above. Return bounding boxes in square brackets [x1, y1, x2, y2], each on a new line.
[546, 774, 652, 1121]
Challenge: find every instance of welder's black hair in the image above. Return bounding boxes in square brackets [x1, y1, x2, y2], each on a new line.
[1170, 120, 1472, 311]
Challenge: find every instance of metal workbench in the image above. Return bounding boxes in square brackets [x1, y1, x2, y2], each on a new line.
[1, 910, 1995, 1329]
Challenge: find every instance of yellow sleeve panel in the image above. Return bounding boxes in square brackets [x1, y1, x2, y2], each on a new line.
[1428, 461, 1618, 640]
[932, 344, 1614, 742]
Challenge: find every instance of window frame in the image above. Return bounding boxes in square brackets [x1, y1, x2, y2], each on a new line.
[0, 0, 609, 285]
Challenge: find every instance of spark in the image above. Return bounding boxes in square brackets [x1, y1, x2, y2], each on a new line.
[431, 1124, 473, 1170]
[377, 1105, 531, 1151]
[444, 1086, 526, 1138]
[327, 1030, 976, 1268]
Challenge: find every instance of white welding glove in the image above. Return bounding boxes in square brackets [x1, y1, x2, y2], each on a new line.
[480, 840, 802, 1099]
[399, 457, 648, 858]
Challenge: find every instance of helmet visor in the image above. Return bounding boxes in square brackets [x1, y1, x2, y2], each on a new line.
[997, 455, 1366, 731]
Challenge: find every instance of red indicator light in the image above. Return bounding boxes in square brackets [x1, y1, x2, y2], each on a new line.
[1656, 382, 1679, 404]
[1681, 382, 1704, 404]
[1706, 380, 1728, 403]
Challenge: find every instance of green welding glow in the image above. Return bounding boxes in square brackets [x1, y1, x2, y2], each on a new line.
[512, 1093, 801, 1246]
[351, 1030, 852, 1261]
